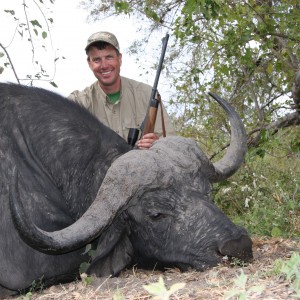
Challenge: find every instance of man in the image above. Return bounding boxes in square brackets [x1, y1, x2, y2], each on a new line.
[68, 31, 175, 149]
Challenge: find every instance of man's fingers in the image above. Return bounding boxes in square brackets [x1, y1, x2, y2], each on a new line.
[137, 139, 154, 150]
[142, 133, 159, 140]
[136, 133, 160, 150]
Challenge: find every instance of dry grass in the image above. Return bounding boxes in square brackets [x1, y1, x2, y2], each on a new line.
[5, 237, 300, 300]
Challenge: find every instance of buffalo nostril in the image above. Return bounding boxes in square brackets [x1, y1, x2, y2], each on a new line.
[219, 235, 253, 262]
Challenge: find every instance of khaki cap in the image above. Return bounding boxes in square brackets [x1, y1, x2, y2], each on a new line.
[85, 31, 120, 51]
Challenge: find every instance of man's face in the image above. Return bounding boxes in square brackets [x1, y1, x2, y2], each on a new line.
[87, 44, 122, 90]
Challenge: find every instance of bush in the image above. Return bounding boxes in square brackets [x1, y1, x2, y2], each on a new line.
[213, 127, 300, 238]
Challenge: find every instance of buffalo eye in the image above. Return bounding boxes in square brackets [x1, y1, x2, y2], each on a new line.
[149, 212, 165, 220]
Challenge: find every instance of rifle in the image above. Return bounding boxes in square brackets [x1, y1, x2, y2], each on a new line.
[140, 33, 169, 136]
[127, 33, 169, 147]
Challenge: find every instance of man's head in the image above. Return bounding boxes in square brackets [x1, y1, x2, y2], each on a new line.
[85, 31, 122, 93]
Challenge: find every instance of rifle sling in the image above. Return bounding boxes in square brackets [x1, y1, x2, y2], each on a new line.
[157, 93, 166, 138]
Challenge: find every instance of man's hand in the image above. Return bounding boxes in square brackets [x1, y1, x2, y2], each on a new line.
[136, 133, 159, 150]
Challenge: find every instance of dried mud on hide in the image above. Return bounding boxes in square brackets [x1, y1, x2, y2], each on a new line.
[5, 237, 300, 300]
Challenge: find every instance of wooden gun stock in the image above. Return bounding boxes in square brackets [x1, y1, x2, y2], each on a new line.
[142, 98, 159, 135]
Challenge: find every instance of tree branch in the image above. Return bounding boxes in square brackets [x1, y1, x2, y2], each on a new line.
[292, 71, 300, 111]
[210, 111, 300, 159]
[0, 43, 20, 84]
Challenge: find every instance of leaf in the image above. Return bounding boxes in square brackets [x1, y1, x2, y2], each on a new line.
[80, 273, 94, 286]
[224, 288, 244, 299]
[113, 289, 124, 300]
[281, 252, 300, 281]
[290, 138, 300, 153]
[18, 30, 24, 37]
[30, 19, 42, 28]
[82, 244, 92, 255]
[115, 1, 130, 14]
[143, 276, 186, 299]
[266, 63, 273, 74]
[143, 276, 167, 296]
[79, 262, 90, 274]
[254, 148, 266, 158]
[233, 270, 248, 288]
[168, 282, 186, 294]
[82, 276, 93, 286]
[248, 285, 265, 293]
[50, 81, 58, 88]
[4, 10, 15, 15]
[144, 7, 160, 22]
[42, 31, 47, 39]
[271, 227, 282, 237]
[261, 129, 269, 142]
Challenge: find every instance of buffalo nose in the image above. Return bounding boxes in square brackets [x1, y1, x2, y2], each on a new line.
[219, 235, 253, 261]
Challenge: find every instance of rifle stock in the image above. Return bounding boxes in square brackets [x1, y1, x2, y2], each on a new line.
[142, 98, 159, 135]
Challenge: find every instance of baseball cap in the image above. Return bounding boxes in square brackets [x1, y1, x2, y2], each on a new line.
[85, 31, 120, 51]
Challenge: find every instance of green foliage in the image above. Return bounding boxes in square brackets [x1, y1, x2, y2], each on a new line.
[79, 244, 95, 286]
[224, 269, 264, 299]
[79, 243, 95, 274]
[265, 258, 285, 277]
[181, 0, 220, 20]
[114, 1, 131, 14]
[214, 127, 300, 238]
[20, 278, 45, 299]
[113, 288, 124, 300]
[279, 252, 300, 297]
[49, 81, 58, 88]
[78, 243, 95, 286]
[260, 254, 300, 297]
[81, 0, 300, 146]
[48, 0, 300, 240]
[22, 292, 32, 300]
[30, 19, 42, 29]
[143, 276, 186, 300]
[79, 262, 90, 274]
[80, 273, 94, 286]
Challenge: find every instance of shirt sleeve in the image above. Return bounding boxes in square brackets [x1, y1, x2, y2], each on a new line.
[68, 89, 92, 111]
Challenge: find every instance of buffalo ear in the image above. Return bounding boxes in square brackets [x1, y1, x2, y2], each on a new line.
[87, 218, 134, 277]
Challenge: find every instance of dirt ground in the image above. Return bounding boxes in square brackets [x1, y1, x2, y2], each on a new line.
[5, 237, 300, 300]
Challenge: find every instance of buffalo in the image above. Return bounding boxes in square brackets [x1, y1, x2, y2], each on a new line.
[0, 82, 252, 297]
